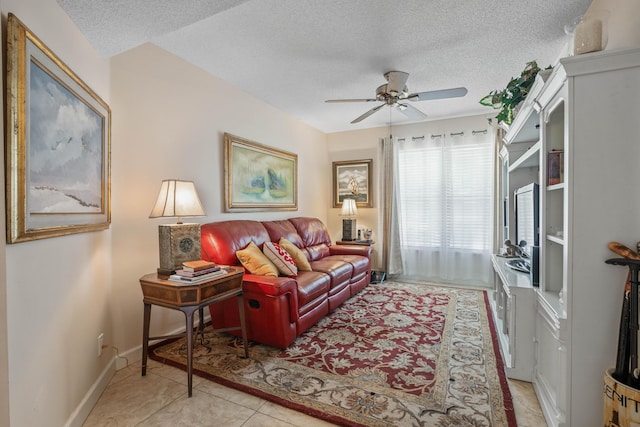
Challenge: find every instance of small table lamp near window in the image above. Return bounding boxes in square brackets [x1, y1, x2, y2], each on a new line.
[340, 198, 358, 241]
[149, 179, 206, 276]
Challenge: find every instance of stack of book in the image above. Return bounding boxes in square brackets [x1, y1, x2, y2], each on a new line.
[167, 260, 227, 284]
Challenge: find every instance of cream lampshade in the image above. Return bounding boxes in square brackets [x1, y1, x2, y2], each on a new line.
[340, 198, 358, 241]
[149, 180, 206, 275]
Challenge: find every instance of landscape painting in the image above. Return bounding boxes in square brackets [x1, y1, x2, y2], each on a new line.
[29, 61, 104, 214]
[5, 14, 111, 243]
[333, 159, 373, 208]
[224, 133, 297, 211]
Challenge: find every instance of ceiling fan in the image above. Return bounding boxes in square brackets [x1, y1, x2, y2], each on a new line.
[325, 71, 468, 124]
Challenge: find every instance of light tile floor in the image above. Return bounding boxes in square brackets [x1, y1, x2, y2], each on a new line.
[83, 358, 547, 426]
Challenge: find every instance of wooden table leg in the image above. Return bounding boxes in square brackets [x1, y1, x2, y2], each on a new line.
[141, 302, 151, 376]
[237, 294, 249, 358]
[197, 307, 205, 344]
[183, 307, 198, 397]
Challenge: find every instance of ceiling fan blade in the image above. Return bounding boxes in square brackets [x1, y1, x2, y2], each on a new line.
[385, 71, 409, 95]
[325, 98, 377, 103]
[351, 103, 386, 124]
[407, 87, 468, 101]
[397, 103, 427, 121]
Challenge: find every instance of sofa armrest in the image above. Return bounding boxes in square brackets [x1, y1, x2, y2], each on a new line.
[241, 274, 299, 323]
[242, 274, 297, 296]
[329, 244, 373, 259]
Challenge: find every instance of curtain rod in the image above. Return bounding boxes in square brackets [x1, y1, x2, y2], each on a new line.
[398, 129, 488, 141]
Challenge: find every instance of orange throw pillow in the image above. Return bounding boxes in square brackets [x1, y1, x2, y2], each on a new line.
[236, 242, 278, 277]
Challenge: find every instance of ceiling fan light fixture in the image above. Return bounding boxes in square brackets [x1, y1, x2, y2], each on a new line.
[326, 71, 467, 124]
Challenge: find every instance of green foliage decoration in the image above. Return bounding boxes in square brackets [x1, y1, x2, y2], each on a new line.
[480, 61, 550, 125]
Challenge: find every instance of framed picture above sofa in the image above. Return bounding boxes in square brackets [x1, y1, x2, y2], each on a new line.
[5, 14, 112, 243]
[224, 133, 298, 212]
[332, 159, 373, 208]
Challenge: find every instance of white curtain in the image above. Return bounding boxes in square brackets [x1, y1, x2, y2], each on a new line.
[396, 131, 494, 286]
[378, 137, 403, 276]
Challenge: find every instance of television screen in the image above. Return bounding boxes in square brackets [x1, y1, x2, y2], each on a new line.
[514, 182, 540, 286]
[515, 183, 539, 258]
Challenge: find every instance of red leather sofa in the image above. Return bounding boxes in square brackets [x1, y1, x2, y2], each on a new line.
[200, 217, 373, 348]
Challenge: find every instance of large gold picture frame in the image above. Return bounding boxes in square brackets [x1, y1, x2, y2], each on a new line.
[5, 14, 111, 243]
[224, 133, 297, 212]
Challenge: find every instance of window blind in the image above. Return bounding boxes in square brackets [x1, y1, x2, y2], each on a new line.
[396, 132, 493, 284]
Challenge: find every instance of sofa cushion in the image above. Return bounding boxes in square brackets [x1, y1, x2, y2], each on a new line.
[323, 254, 370, 277]
[306, 243, 331, 261]
[201, 220, 270, 266]
[295, 271, 330, 308]
[288, 217, 332, 260]
[263, 242, 298, 276]
[236, 242, 279, 277]
[309, 258, 353, 289]
[262, 220, 305, 247]
[279, 238, 312, 271]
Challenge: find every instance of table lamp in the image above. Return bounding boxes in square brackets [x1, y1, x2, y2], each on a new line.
[340, 198, 358, 241]
[149, 179, 206, 275]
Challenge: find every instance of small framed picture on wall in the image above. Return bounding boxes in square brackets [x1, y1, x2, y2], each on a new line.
[332, 159, 373, 208]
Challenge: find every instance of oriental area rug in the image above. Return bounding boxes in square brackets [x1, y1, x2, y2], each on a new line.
[149, 281, 516, 427]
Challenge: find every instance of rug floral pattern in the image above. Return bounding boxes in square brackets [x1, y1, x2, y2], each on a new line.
[150, 282, 515, 427]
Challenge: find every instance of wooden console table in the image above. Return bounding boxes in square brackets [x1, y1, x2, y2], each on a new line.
[139, 266, 247, 396]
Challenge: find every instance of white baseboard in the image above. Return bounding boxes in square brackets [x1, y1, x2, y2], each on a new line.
[115, 344, 142, 370]
[64, 312, 212, 426]
[64, 358, 115, 427]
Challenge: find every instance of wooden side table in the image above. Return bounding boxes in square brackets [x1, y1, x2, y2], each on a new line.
[336, 240, 374, 246]
[139, 266, 247, 397]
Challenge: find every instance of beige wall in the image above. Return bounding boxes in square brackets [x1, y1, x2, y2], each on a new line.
[109, 43, 330, 363]
[1, 1, 112, 426]
[586, 0, 640, 50]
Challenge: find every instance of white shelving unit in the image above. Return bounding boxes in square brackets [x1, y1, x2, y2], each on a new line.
[491, 70, 548, 382]
[491, 47, 640, 427]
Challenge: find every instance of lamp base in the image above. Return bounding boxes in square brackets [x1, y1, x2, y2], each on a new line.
[158, 223, 202, 271]
[342, 218, 357, 241]
[156, 267, 174, 280]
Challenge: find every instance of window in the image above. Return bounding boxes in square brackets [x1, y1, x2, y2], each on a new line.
[396, 133, 493, 284]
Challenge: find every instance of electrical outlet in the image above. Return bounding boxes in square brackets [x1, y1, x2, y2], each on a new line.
[98, 333, 104, 357]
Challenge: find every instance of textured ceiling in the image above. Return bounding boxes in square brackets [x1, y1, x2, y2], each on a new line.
[58, 0, 592, 133]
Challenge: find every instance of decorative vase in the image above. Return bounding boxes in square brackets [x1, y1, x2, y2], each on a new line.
[573, 10, 609, 55]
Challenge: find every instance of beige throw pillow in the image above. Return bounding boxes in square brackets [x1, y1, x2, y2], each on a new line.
[263, 242, 298, 276]
[279, 238, 312, 271]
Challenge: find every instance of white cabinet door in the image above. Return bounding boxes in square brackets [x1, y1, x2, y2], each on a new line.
[534, 299, 568, 427]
